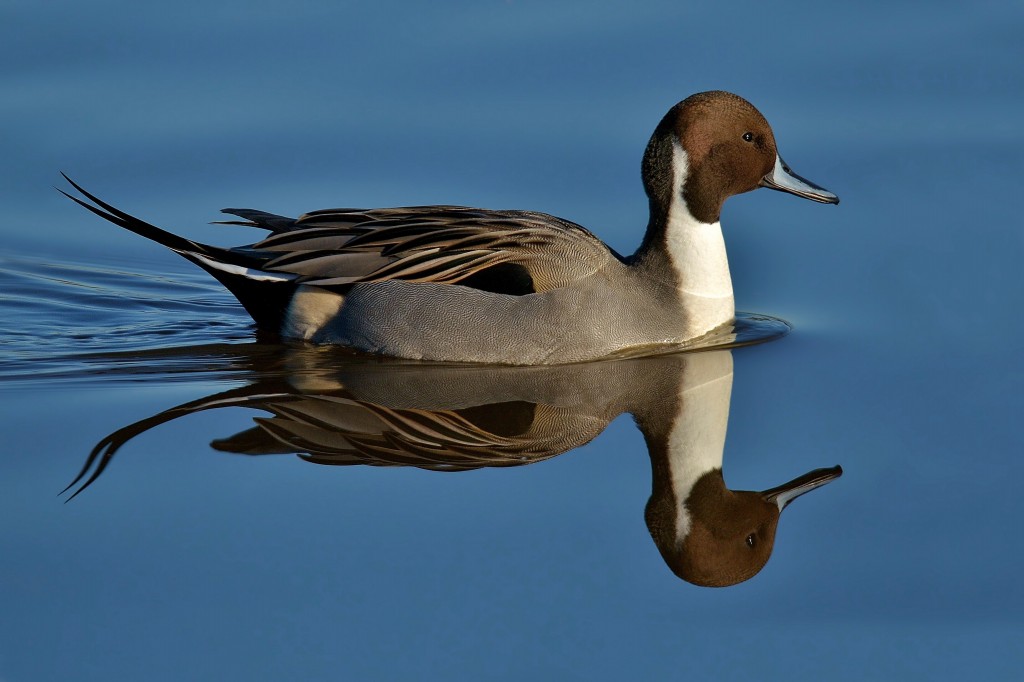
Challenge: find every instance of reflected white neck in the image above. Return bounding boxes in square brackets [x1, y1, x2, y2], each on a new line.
[665, 351, 734, 543]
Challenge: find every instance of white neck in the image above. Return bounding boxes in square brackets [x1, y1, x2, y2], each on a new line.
[665, 350, 734, 544]
[665, 141, 735, 337]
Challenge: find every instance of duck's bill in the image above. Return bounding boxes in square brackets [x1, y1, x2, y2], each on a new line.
[760, 156, 839, 205]
[761, 465, 843, 511]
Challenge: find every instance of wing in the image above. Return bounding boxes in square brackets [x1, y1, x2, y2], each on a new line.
[246, 395, 570, 471]
[223, 206, 614, 294]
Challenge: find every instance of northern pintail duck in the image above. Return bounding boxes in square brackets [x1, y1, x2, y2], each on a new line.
[62, 91, 838, 364]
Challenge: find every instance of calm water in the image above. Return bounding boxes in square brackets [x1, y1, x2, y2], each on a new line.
[3, 1, 1023, 679]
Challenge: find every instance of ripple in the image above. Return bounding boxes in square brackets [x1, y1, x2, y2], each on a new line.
[0, 255, 252, 381]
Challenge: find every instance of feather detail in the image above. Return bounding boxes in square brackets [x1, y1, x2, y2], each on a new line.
[252, 209, 611, 292]
[61, 174, 613, 307]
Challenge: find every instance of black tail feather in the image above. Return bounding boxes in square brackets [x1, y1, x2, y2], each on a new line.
[60, 174, 257, 270]
[60, 174, 300, 334]
[60, 172, 214, 256]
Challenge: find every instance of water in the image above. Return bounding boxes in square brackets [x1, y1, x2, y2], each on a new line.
[3, 1, 1023, 679]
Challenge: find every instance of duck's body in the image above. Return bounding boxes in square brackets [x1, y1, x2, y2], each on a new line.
[63, 91, 837, 364]
[282, 212, 728, 364]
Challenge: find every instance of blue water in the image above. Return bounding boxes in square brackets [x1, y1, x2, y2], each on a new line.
[3, 1, 1024, 679]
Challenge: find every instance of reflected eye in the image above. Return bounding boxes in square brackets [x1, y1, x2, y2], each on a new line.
[742, 132, 754, 143]
[745, 534, 756, 548]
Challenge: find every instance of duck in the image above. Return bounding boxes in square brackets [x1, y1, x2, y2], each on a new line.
[61, 91, 838, 364]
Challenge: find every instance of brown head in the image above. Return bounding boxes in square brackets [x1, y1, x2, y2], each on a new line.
[645, 465, 842, 587]
[641, 91, 838, 225]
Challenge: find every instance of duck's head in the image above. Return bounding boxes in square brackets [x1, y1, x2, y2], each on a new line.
[641, 91, 839, 225]
[646, 465, 842, 587]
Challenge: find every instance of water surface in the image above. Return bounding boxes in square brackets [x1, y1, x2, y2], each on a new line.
[2, 1, 1023, 680]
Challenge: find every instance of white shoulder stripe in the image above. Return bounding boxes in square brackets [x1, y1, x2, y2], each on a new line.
[190, 253, 296, 282]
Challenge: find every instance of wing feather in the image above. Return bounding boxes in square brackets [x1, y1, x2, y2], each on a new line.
[245, 206, 612, 293]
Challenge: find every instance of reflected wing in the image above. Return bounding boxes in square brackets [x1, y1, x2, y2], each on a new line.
[223, 206, 613, 293]
[221, 395, 602, 471]
[67, 384, 611, 498]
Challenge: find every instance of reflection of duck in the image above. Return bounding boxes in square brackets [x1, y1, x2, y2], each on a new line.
[69, 346, 840, 587]
[61, 91, 836, 363]
[638, 350, 840, 586]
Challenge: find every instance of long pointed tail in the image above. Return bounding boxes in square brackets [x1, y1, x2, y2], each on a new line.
[59, 174, 298, 333]
[58, 172, 218, 258]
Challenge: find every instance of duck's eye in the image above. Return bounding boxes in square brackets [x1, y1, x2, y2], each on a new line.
[745, 534, 756, 548]
[742, 132, 754, 143]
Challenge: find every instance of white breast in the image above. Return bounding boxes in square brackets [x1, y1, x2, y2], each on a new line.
[664, 141, 735, 337]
